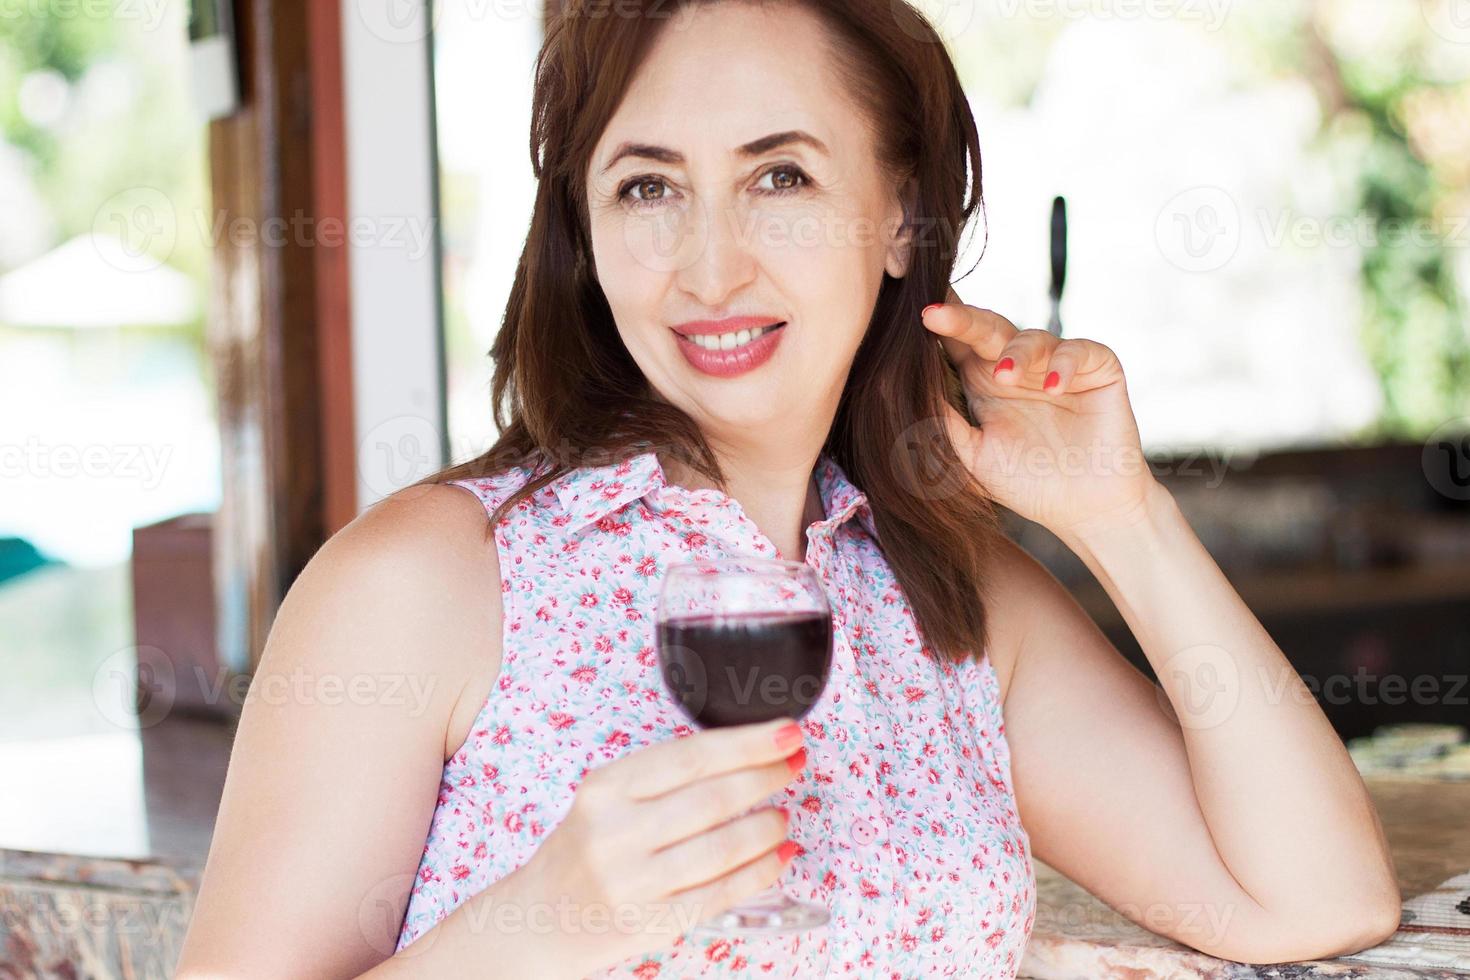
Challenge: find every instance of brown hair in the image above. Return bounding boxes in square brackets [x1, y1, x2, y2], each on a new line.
[418, 0, 1002, 664]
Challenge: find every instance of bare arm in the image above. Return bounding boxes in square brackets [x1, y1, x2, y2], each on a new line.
[991, 497, 1400, 965]
[174, 484, 565, 978]
[175, 482, 802, 979]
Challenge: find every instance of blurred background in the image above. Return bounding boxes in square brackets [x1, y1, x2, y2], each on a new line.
[1, 0, 1468, 974]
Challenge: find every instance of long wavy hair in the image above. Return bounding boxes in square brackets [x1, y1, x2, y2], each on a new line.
[418, 0, 1002, 665]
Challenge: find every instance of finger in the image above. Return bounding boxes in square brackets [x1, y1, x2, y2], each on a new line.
[637, 748, 805, 847]
[664, 838, 796, 928]
[616, 716, 804, 800]
[648, 805, 789, 896]
[991, 329, 1061, 386]
[1036, 338, 1123, 395]
[922, 303, 1019, 372]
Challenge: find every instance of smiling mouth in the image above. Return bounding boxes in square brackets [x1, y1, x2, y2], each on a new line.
[677, 321, 787, 351]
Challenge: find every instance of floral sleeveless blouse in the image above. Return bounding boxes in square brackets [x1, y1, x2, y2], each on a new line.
[394, 449, 1036, 976]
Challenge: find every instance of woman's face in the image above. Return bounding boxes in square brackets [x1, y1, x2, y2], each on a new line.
[585, 1, 913, 448]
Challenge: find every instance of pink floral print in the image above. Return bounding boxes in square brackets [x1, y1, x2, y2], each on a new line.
[394, 449, 1036, 976]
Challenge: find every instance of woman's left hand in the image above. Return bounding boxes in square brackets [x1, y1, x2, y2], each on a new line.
[920, 286, 1162, 542]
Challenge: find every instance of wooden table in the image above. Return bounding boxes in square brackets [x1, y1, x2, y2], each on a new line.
[1019, 775, 1470, 978]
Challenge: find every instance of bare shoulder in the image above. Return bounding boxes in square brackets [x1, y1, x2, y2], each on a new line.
[291, 481, 506, 760]
[175, 481, 505, 976]
[979, 531, 1075, 706]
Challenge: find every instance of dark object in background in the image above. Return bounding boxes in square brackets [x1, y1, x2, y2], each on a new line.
[1003, 441, 1470, 740]
[0, 537, 53, 586]
[131, 513, 236, 721]
[1046, 195, 1067, 337]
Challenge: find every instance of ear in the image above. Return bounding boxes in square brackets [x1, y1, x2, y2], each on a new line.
[883, 176, 918, 279]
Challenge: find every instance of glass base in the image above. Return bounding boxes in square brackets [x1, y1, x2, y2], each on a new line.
[692, 884, 830, 936]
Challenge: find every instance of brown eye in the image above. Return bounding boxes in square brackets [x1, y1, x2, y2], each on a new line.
[758, 165, 810, 195]
[620, 177, 670, 206]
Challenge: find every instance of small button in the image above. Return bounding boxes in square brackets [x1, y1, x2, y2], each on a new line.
[847, 804, 889, 847]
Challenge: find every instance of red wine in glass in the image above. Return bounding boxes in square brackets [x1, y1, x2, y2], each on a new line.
[656, 558, 834, 935]
[659, 610, 832, 727]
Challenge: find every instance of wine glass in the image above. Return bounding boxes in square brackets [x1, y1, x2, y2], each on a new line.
[656, 557, 834, 935]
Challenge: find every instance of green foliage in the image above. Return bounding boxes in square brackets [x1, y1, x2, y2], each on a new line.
[0, 6, 208, 339]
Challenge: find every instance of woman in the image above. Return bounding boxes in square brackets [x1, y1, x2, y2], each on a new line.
[177, 1, 1401, 977]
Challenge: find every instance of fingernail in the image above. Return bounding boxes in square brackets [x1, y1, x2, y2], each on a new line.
[1043, 371, 1060, 390]
[775, 805, 789, 822]
[773, 722, 803, 751]
[921, 303, 942, 317]
[785, 747, 808, 774]
[777, 840, 799, 863]
[994, 357, 1014, 376]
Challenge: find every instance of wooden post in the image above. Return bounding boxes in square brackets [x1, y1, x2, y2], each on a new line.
[206, 0, 354, 676]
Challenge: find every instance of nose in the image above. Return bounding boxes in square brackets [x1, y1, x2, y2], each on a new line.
[674, 193, 758, 309]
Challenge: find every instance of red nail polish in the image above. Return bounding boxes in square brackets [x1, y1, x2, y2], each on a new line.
[785, 747, 808, 774]
[921, 303, 941, 316]
[1043, 371, 1060, 390]
[994, 357, 1014, 376]
[773, 722, 803, 751]
[777, 840, 799, 863]
[775, 805, 789, 821]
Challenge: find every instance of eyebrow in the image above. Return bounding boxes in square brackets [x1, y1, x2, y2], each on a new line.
[598, 129, 830, 175]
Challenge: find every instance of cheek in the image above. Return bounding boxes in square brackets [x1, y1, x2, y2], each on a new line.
[589, 218, 666, 331]
[757, 208, 880, 354]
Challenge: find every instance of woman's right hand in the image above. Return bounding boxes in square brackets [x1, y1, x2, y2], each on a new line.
[493, 716, 809, 975]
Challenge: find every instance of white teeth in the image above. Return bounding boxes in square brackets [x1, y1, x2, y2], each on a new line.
[689, 324, 775, 350]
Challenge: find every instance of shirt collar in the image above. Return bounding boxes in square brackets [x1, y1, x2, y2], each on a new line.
[547, 448, 878, 542]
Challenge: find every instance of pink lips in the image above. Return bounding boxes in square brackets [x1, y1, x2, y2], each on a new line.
[671, 317, 787, 378]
